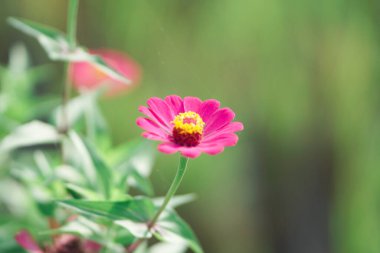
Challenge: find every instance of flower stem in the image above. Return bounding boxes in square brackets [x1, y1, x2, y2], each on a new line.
[127, 156, 189, 252]
[60, 0, 78, 160]
[60, 0, 78, 133]
[149, 156, 189, 228]
[67, 0, 78, 49]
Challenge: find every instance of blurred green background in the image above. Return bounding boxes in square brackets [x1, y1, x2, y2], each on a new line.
[1, 0, 380, 253]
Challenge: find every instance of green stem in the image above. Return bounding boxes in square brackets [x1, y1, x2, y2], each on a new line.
[60, 0, 79, 164]
[67, 0, 79, 49]
[127, 156, 189, 253]
[60, 0, 78, 134]
[149, 156, 189, 228]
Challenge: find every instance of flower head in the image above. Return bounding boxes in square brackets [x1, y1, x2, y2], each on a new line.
[70, 49, 141, 96]
[137, 95, 244, 158]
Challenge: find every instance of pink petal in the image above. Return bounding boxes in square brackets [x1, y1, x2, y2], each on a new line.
[165, 95, 184, 115]
[139, 106, 171, 132]
[147, 97, 174, 125]
[84, 240, 102, 252]
[204, 108, 235, 135]
[158, 143, 202, 158]
[15, 230, 43, 253]
[179, 147, 202, 158]
[158, 143, 180, 154]
[197, 144, 225, 155]
[142, 132, 167, 141]
[183, 97, 202, 112]
[203, 122, 244, 140]
[198, 99, 220, 122]
[203, 133, 239, 147]
[136, 117, 168, 137]
[70, 49, 141, 96]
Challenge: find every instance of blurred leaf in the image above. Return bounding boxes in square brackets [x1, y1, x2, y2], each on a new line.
[53, 88, 106, 132]
[7, 17, 68, 65]
[59, 197, 156, 222]
[111, 139, 155, 194]
[8, 17, 131, 84]
[134, 242, 148, 253]
[55, 165, 86, 185]
[59, 197, 156, 238]
[127, 170, 154, 196]
[153, 193, 197, 209]
[65, 183, 102, 200]
[8, 17, 67, 47]
[0, 178, 40, 220]
[8, 42, 29, 73]
[33, 150, 52, 179]
[0, 121, 60, 156]
[85, 54, 132, 84]
[42, 216, 102, 238]
[42, 216, 128, 253]
[68, 131, 111, 199]
[149, 242, 187, 253]
[115, 140, 155, 177]
[59, 198, 202, 251]
[154, 211, 203, 253]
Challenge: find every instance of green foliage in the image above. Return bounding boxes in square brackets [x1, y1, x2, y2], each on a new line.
[59, 198, 203, 252]
[8, 17, 131, 84]
[0, 2, 206, 253]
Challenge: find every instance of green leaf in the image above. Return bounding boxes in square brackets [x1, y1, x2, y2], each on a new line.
[86, 54, 132, 84]
[8, 17, 69, 61]
[154, 211, 203, 253]
[41, 216, 130, 253]
[127, 169, 154, 196]
[149, 242, 187, 253]
[33, 150, 53, 179]
[59, 198, 156, 222]
[8, 17, 131, 84]
[59, 197, 156, 238]
[65, 183, 102, 200]
[153, 193, 197, 209]
[0, 121, 60, 156]
[67, 132, 112, 199]
[41, 216, 102, 238]
[116, 140, 155, 177]
[13, 170, 56, 216]
[8, 17, 66, 43]
[55, 165, 86, 185]
[134, 242, 148, 253]
[112, 139, 156, 194]
[53, 87, 106, 131]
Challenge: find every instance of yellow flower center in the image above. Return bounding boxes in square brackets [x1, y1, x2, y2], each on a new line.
[172, 111, 205, 134]
[171, 111, 205, 146]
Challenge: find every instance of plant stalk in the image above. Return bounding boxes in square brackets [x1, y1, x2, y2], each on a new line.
[149, 156, 189, 227]
[67, 0, 78, 49]
[127, 156, 189, 252]
[60, 0, 78, 159]
[61, 0, 78, 130]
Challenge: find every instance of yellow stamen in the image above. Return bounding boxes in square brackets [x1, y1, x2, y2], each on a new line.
[172, 111, 205, 135]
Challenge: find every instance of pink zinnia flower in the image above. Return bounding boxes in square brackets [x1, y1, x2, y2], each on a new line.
[70, 49, 141, 96]
[136, 95, 244, 158]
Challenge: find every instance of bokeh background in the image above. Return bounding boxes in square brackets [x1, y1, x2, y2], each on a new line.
[1, 0, 380, 253]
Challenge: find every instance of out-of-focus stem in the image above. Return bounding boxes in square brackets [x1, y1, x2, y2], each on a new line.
[67, 0, 78, 49]
[61, 0, 78, 134]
